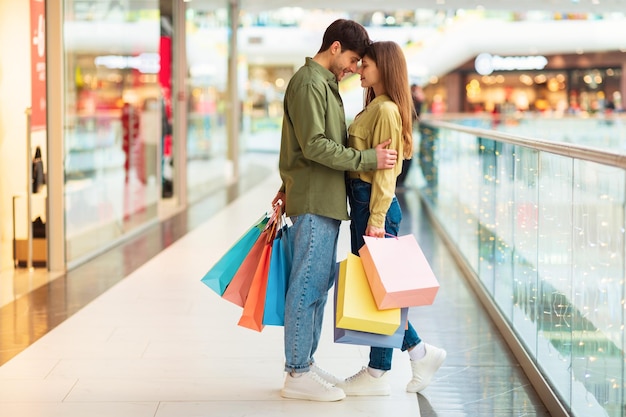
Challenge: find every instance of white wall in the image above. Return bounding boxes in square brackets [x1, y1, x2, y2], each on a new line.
[0, 0, 33, 270]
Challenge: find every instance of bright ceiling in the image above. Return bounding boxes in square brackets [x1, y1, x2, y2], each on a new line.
[186, 0, 626, 13]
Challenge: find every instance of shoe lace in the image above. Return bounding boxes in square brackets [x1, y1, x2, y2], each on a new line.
[309, 370, 335, 390]
[345, 367, 369, 383]
[311, 364, 339, 383]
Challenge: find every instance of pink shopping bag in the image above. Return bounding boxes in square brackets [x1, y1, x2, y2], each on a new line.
[358, 234, 439, 309]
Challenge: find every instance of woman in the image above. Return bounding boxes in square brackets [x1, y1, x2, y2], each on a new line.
[337, 41, 446, 396]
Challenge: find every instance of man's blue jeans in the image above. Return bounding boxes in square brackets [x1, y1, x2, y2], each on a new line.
[284, 213, 340, 373]
[347, 178, 421, 371]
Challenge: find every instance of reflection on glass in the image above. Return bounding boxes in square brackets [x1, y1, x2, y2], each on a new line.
[570, 160, 624, 417]
[492, 142, 516, 320]
[185, 9, 230, 202]
[420, 122, 626, 417]
[63, 1, 160, 262]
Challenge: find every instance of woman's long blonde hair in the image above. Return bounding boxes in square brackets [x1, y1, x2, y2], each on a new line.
[363, 41, 413, 159]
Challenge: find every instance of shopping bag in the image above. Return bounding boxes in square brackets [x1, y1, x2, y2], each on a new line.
[237, 239, 274, 331]
[221, 229, 269, 306]
[222, 206, 281, 307]
[335, 253, 401, 336]
[333, 269, 407, 348]
[359, 234, 439, 309]
[262, 225, 292, 326]
[200, 214, 269, 295]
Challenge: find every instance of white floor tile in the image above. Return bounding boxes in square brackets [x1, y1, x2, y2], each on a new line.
[155, 398, 418, 417]
[0, 402, 158, 417]
[0, 358, 59, 378]
[0, 378, 76, 402]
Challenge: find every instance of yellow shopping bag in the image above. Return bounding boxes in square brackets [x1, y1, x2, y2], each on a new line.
[335, 253, 401, 336]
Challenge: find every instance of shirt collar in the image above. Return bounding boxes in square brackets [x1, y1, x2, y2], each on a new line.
[370, 94, 391, 105]
[305, 57, 337, 86]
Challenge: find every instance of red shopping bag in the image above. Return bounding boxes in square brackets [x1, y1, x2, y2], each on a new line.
[222, 205, 281, 307]
[359, 234, 439, 309]
[221, 229, 269, 307]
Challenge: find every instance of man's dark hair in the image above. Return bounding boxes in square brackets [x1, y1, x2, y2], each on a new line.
[317, 19, 371, 57]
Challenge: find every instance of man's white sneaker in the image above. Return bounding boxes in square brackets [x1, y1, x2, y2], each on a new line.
[310, 363, 342, 385]
[281, 371, 346, 401]
[406, 343, 446, 393]
[336, 367, 391, 396]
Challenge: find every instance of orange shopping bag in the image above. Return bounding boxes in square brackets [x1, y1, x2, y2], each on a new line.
[359, 234, 439, 309]
[237, 240, 273, 331]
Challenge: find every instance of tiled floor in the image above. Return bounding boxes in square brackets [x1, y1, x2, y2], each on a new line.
[0, 157, 552, 416]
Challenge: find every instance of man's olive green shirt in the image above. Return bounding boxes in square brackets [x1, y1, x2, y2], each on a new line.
[279, 58, 378, 220]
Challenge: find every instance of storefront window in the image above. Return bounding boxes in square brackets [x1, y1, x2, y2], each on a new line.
[569, 68, 623, 113]
[63, 0, 161, 262]
[464, 71, 568, 115]
[245, 65, 290, 138]
[462, 66, 623, 116]
[185, 8, 230, 202]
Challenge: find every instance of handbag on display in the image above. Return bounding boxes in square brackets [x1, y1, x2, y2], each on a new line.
[335, 253, 401, 336]
[200, 214, 269, 296]
[359, 234, 439, 309]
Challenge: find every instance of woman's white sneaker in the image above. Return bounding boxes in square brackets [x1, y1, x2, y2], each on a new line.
[406, 343, 446, 393]
[336, 367, 391, 396]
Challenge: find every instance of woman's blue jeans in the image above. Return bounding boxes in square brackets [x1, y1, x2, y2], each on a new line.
[284, 213, 341, 373]
[347, 178, 421, 371]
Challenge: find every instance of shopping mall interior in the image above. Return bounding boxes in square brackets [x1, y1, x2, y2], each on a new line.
[0, 1, 625, 416]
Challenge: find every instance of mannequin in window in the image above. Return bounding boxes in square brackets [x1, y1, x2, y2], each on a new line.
[32, 146, 45, 193]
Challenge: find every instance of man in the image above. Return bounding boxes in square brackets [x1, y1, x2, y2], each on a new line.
[272, 19, 397, 402]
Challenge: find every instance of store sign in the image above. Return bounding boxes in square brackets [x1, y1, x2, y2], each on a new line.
[475, 53, 548, 75]
[30, 0, 46, 130]
[94, 53, 160, 73]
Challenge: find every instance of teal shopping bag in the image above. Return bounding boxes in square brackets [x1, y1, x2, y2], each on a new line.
[201, 215, 269, 295]
[262, 225, 292, 326]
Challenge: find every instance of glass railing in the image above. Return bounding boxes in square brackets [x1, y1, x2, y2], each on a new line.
[416, 117, 626, 417]
[444, 113, 626, 150]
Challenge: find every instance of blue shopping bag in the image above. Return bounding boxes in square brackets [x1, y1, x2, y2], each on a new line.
[201, 215, 269, 295]
[262, 225, 292, 326]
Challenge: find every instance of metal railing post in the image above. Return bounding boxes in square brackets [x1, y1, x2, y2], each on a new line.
[25, 107, 33, 270]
